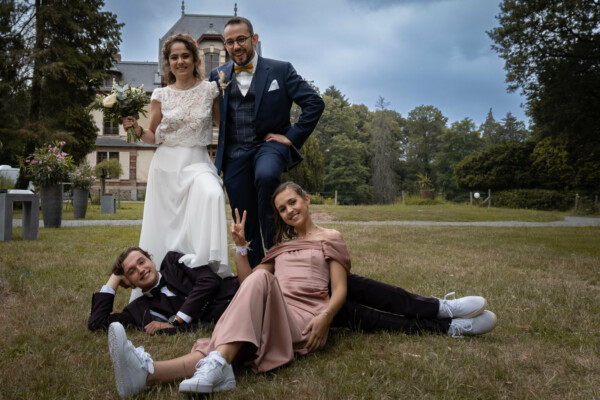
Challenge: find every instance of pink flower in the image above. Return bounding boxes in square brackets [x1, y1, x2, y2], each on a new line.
[59, 141, 66, 146]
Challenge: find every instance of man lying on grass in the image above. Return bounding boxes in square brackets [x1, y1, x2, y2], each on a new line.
[88, 245, 496, 337]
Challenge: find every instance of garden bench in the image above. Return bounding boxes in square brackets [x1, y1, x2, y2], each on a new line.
[0, 189, 39, 241]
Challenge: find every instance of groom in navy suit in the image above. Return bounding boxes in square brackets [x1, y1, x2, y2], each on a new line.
[209, 16, 325, 267]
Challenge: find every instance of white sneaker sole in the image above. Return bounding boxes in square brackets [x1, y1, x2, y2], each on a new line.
[108, 323, 134, 398]
[179, 377, 236, 393]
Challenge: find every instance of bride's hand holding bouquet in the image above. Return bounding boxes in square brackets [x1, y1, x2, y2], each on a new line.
[88, 80, 150, 143]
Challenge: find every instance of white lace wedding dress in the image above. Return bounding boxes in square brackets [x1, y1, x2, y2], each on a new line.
[131, 81, 232, 302]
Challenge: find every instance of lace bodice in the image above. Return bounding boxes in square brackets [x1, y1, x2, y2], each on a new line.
[151, 80, 219, 147]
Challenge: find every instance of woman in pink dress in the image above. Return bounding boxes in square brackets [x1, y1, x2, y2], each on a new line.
[106, 182, 497, 397]
[107, 181, 350, 397]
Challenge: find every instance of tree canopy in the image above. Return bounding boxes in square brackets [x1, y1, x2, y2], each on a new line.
[0, 0, 122, 175]
[488, 0, 600, 142]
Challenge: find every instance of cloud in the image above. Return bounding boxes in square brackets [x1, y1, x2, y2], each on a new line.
[103, 0, 526, 124]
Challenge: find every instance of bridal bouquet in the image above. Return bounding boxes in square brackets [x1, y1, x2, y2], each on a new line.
[89, 80, 150, 142]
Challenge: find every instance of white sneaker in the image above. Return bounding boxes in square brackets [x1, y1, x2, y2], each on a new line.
[108, 322, 154, 398]
[179, 351, 236, 393]
[437, 292, 487, 319]
[448, 310, 497, 338]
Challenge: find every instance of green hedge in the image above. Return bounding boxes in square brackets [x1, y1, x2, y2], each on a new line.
[492, 189, 575, 211]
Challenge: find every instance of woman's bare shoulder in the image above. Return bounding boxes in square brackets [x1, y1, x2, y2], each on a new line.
[320, 228, 343, 240]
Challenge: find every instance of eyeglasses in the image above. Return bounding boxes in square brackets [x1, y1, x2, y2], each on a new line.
[224, 35, 252, 48]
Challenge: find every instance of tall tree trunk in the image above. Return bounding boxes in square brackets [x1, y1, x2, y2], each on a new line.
[29, 0, 43, 122]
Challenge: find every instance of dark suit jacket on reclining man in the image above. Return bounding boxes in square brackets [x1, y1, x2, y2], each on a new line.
[88, 248, 452, 335]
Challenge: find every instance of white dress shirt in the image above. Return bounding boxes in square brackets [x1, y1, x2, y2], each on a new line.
[235, 53, 258, 97]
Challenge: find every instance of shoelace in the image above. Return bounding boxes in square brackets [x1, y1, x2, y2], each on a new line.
[437, 291, 456, 318]
[193, 355, 221, 378]
[132, 344, 155, 374]
[449, 318, 473, 338]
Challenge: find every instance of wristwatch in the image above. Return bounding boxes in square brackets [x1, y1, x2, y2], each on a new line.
[168, 315, 181, 327]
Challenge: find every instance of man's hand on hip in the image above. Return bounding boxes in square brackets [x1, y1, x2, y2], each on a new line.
[264, 133, 291, 146]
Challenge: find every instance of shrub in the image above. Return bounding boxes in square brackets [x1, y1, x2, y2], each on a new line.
[69, 161, 96, 190]
[454, 141, 537, 190]
[308, 193, 326, 204]
[0, 175, 15, 189]
[22, 141, 74, 187]
[404, 195, 445, 206]
[492, 189, 573, 211]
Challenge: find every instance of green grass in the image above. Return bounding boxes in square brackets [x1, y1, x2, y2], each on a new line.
[1, 222, 599, 399]
[10, 200, 574, 223]
[11, 201, 145, 220]
[310, 202, 567, 222]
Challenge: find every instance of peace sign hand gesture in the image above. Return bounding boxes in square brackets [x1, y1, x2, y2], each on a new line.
[230, 208, 247, 247]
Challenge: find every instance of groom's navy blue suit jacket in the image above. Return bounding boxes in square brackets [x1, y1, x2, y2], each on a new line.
[209, 56, 325, 173]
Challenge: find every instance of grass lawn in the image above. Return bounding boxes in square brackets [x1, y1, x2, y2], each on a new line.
[10, 200, 576, 223]
[1, 219, 599, 399]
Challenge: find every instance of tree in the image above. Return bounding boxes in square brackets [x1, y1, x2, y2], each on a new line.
[454, 141, 537, 190]
[5, 0, 122, 186]
[324, 134, 371, 205]
[323, 85, 350, 108]
[282, 136, 324, 193]
[531, 136, 600, 190]
[351, 103, 373, 138]
[404, 105, 447, 188]
[435, 118, 484, 198]
[488, 0, 599, 106]
[489, 0, 600, 189]
[32, 0, 122, 158]
[480, 108, 502, 147]
[94, 158, 122, 195]
[368, 99, 402, 204]
[0, 1, 32, 166]
[498, 112, 528, 143]
[313, 95, 358, 153]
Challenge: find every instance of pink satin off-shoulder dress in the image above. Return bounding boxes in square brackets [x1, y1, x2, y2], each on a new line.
[190, 238, 351, 372]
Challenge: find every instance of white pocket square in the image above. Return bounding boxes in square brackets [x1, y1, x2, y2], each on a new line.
[268, 80, 280, 92]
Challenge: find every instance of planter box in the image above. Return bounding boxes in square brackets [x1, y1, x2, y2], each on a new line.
[73, 188, 89, 219]
[100, 195, 116, 214]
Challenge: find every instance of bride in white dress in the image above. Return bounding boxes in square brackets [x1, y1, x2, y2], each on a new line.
[123, 34, 233, 301]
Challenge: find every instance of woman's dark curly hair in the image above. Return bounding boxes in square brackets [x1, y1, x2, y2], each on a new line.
[161, 33, 203, 84]
[271, 181, 308, 245]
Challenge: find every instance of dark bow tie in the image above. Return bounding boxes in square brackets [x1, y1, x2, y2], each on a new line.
[234, 63, 253, 74]
[147, 278, 166, 298]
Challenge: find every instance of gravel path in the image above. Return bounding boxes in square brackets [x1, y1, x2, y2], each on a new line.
[12, 216, 600, 227]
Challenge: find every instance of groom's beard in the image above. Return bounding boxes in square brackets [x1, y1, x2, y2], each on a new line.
[232, 47, 254, 66]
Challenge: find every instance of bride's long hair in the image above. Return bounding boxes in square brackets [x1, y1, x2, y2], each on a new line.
[271, 181, 308, 245]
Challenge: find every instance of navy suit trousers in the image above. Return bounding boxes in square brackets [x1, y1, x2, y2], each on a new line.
[222, 141, 289, 267]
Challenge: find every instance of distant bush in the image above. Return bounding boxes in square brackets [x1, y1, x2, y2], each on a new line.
[0, 175, 15, 189]
[404, 195, 445, 206]
[492, 189, 573, 211]
[309, 193, 335, 205]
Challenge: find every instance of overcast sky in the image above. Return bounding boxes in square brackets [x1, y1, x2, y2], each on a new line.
[102, 0, 527, 126]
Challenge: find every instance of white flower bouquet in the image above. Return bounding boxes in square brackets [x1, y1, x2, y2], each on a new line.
[89, 80, 150, 142]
